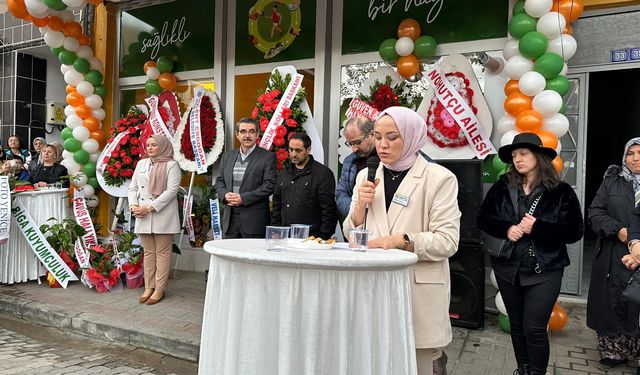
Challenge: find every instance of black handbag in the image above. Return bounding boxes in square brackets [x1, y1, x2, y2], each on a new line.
[623, 269, 640, 304]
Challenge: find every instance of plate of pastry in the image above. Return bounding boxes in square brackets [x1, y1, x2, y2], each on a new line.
[288, 236, 336, 250]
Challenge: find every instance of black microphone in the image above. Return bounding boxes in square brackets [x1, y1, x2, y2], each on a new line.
[364, 156, 380, 230]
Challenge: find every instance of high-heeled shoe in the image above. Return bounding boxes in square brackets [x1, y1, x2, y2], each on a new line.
[138, 289, 154, 304]
[146, 293, 164, 305]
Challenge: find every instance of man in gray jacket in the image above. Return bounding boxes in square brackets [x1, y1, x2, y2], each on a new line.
[215, 118, 276, 238]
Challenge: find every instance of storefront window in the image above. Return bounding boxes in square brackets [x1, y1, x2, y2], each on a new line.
[119, 80, 215, 117]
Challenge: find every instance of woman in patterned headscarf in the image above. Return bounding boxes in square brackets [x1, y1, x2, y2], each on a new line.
[587, 137, 640, 371]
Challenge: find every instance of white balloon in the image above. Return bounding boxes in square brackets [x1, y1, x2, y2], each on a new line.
[505, 55, 534, 80]
[559, 62, 568, 76]
[547, 34, 577, 60]
[72, 126, 90, 142]
[64, 105, 75, 117]
[25, 0, 48, 18]
[77, 45, 93, 59]
[44, 31, 65, 48]
[65, 114, 83, 129]
[518, 71, 547, 96]
[64, 70, 83, 86]
[85, 94, 103, 110]
[533, 90, 563, 117]
[81, 138, 99, 154]
[543, 113, 569, 138]
[62, 0, 85, 7]
[501, 129, 521, 147]
[89, 57, 103, 72]
[497, 114, 516, 134]
[524, 0, 552, 18]
[79, 184, 95, 198]
[62, 150, 73, 160]
[537, 12, 567, 39]
[63, 37, 80, 52]
[76, 81, 94, 97]
[502, 39, 520, 61]
[63, 159, 81, 175]
[39, 26, 52, 35]
[489, 269, 499, 289]
[556, 139, 562, 154]
[89, 152, 99, 163]
[145, 67, 160, 80]
[496, 291, 508, 316]
[91, 108, 106, 121]
[71, 171, 88, 188]
[60, 64, 72, 75]
[85, 195, 99, 208]
[395, 37, 415, 57]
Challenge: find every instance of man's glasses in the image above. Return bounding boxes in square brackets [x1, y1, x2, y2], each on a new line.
[345, 137, 366, 147]
[237, 129, 258, 135]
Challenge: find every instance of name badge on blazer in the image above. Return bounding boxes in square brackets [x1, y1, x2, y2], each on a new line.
[392, 193, 409, 207]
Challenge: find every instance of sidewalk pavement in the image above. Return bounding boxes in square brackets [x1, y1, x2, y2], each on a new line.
[0, 271, 637, 374]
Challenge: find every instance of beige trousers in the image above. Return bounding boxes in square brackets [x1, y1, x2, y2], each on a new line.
[140, 234, 173, 294]
[417, 348, 443, 375]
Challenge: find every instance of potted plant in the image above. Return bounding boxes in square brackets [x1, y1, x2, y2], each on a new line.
[178, 184, 218, 248]
[40, 217, 86, 287]
[85, 244, 121, 292]
[113, 230, 144, 289]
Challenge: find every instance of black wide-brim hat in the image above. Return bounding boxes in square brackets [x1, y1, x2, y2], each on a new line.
[498, 132, 557, 164]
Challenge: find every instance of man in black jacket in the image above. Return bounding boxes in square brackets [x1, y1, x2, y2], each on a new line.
[272, 132, 337, 239]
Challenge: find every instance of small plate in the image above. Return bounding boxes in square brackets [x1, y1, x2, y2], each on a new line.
[288, 240, 334, 250]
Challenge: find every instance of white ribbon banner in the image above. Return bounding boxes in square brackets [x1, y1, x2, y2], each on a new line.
[74, 238, 90, 269]
[73, 190, 98, 249]
[425, 67, 496, 159]
[0, 176, 11, 245]
[97, 131, 128, 175]
[12, 201, 78, 288]
[209, 198, 222, 240]
[123, 203, 132, 232]
[259, 73, 304, 151]
[183, 195, 195, 242]
[345, 98, 381, 121]
[145, 95, 173, 139]
[189, 87, 208, 174]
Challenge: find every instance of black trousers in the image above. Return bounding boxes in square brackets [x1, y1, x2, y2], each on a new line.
[224, 208, 263, 239]
[496, 271, 563, 374]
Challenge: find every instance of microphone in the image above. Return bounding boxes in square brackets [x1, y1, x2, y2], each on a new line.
[364, 156, 380, 230]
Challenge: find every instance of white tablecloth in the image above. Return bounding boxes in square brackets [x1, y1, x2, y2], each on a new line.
[199, 239, 419, 375]
[0, 188, 69, 284]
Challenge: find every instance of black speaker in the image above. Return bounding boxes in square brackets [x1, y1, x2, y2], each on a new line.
[449, 244, 485, 329]
[434, 159, 483, 245]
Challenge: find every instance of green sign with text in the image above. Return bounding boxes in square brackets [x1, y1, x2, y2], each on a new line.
[342, 1, 508, 55]
[119, 0, 215, 78]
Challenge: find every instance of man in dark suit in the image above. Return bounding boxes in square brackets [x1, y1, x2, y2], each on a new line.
[215, 118, 276, 238]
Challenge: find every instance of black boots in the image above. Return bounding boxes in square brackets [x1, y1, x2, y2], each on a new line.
[513, 364, 529, 375]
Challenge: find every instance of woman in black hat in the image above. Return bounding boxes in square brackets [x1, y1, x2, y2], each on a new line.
[478, 132, 584, 375]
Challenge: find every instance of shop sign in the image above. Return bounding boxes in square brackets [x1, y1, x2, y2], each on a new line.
[611, 48, 630, 62]
[119, 0, 215, 78]
[342, 0, 508, 55]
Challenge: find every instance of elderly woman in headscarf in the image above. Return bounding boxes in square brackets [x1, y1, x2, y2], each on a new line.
[587, 137, 640, 371]
[128, 134, 182, 306]
[343, 106, 461, 375]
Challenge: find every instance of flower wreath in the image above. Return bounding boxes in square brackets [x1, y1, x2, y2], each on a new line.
[358, 75, 411, 112]
[425, 72, 478, 148]
[140, 91, 181, 158]
[252, 69, 308, 170]
[173, 89, 225, 172]
[102, 106, 147, 187]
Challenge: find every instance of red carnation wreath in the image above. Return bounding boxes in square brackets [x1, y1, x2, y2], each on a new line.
[358, 75, 411, 111]
[102, 106, 146, 187]
[140, 91, 181, 158]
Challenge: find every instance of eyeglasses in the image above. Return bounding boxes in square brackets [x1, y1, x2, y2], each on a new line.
[237, 129, 258, 135]
[345, 137, 366, 148]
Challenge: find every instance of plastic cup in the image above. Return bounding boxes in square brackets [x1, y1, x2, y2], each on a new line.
[289, 224, 311, 242]
[349, 229, 369, 252]
[265, 226, 290, 251]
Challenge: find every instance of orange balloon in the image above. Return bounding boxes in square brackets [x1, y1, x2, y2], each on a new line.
[77, 34, 91, 45]
[66, 92, 85, 107]
[75, 104, 92, 119]
[143, 60, 157, 74]
[397, 55, 420, 79]
[538, 130, 559, 150]
[548, 303, 568, 331]
[552, 156, 563, 173]
[397, 18, 421, 41]
[62, 21, 83, 38]
[516, 110, 543, 132]
[83, 117, 100, 132]
[48, 16, 64, 32]
[88, 0, 103, 4]
[66, 84, 76, 94]
[158, 73, 177, 91]
[7, 0, 29, 19]
[32, 17, 49, 27]
[504, 92, 532, 116]
[563, 23, 573, 35]
[91, 130, 106, 144]
[553, 0, 584, 23]
[504, 80, 520, 96]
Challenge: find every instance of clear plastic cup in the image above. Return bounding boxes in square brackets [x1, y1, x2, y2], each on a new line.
[289, 224, 311, 243]
[265, 226, 290, 251]
[348, 229, 369, 252]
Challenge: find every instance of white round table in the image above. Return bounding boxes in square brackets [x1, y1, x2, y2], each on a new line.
[0, 188, 68, 284]
[199, 239, 419, 375]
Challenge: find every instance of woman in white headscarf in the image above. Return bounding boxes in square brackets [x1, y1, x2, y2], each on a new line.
[344, 106, 461, 375]
[588, 137, 640, 371]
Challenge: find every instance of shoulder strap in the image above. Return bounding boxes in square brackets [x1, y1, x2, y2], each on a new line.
[528, 194, 542, 215]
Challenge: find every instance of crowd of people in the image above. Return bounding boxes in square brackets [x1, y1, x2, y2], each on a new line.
[0, 135, 68, 187]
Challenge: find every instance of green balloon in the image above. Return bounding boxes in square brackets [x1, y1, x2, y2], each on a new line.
[492, 155, 507, 171]
[518, 31, 548, 59]
[498, 313, 511, 333]
[378, 38, 399, 63]
[51, 47, 64, 57]
[145, 79, 161, 95]
[94, 85, 107, 98]
[483, 159, 498, 183]
[508, 13, 537, 39]
[82, 161, 97, 177]
[533, 53, 564, 79]
[559, 102, 567, 114]
[44, 0, 67, 10]
[414, 35, 437, 59]
[59, 50, 77, 66]
[497, 167, 507, 179]
[64, 138, 82, 152]
[85, 70, 104, 86]
[61, 127, 73, 140]
[512, 0, 526, 16]
[73, 58, 90, 74]
[156, 56, 174, 73]
[88, 177, 99, 190]
[545, 76, 570, 97]
[73, 150, 90, 165]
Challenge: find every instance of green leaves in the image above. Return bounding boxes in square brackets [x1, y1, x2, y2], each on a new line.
[39, 217, 87, 258]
